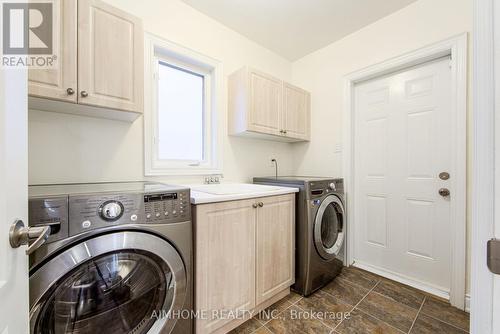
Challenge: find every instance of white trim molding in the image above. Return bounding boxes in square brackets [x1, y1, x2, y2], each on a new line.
[343, 33, 468, 309]
[144, 32, 224, 176]
[471, 0, 496, 332]
[353, 261, 450, 300]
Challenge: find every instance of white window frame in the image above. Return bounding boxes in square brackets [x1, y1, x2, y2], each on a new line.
[144, 33, 223, 176]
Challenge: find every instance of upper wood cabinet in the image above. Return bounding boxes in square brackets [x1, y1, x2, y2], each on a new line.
[248, 70, 282, 136]
[28, 0, 77, 103]
[228, 67, 310, 142]
[283, 82, 311, 141]
[78, 0, 143, 112]
[28, 0, 143, 120]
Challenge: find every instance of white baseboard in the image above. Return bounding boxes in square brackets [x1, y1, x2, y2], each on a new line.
[465, 294, 470, 313]
[352, 261, 450, 300]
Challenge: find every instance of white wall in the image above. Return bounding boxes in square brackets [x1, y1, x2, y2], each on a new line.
[28, 0, 473, 294]
[28, 0, 295, 185]
[291, 0, 473, 293]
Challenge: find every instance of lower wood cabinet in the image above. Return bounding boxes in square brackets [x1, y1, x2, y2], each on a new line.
[256, 195, 295, 305]
[193, 194, 295, 334]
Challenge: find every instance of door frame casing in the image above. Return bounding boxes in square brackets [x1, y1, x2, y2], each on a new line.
[470, 0, 496, 332]
[343, 33, 468, 309]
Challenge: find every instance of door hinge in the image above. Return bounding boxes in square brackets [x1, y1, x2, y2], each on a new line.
[487, 239, 500, 274]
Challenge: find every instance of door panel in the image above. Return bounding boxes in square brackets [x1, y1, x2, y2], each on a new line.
[248, 70, 282, 136]
[256, 195, 294, 304]
[28, 0, 77, 102]
[78, 0, 143, 112]
[354, 57, 453, 293]
[0, 69, 29, 333]
[283, 83, 310, 140]
[195, 199, 256, 334]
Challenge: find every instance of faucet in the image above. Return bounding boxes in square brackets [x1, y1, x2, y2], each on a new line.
[271, 159, 278, 179]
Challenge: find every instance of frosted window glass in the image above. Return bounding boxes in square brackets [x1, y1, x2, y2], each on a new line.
[157, 62, 204, 161]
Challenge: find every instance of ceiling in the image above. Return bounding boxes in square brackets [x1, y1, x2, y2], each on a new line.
[181, 0, 419, 61]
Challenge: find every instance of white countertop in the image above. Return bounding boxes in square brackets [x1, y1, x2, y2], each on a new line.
[186, 183, 299, 204]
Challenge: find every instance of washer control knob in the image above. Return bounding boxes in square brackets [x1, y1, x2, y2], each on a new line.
[155, 212, 161, 218]
[99, 201, 123, 221]
[130, 214, 138, 222]
[329, 182, 336, 191]
[146, 213, 151, 219]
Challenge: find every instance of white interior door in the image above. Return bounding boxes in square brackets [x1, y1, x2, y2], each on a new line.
[0, 68, 29, 333]
[354, 57, 454, 297]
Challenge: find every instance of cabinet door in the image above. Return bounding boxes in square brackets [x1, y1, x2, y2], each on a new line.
[28, 0, 77, 102]
[256, 194, 295, 305]
[78, 0, 143, 112]
[248, 70, 282, 136]
[283, 82, 310, 140]
[195, 199, 256, 334]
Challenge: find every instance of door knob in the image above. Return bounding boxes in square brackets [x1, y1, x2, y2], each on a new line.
[80, 91, 88, 98]
[438, 188, 450, 197]
[439, 172, 450, 180]
[9, 219, 51, 255]
[66, 88, 75, 95]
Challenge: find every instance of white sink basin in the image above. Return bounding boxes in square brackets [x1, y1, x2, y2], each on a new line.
[191, 183, 283, 195]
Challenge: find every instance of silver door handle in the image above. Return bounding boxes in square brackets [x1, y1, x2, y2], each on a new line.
[438, 188, 450, 197]
[9, 219, 51, 255]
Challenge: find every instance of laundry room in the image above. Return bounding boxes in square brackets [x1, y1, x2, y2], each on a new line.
[1, 0, 494, 333]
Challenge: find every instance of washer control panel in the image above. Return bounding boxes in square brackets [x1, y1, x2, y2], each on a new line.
[144, 191, 189, 223]
[68, 189, 190, 236]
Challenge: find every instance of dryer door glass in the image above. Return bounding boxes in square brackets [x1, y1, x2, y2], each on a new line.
[314, 195, 345, 260]
[30, 232, 187, 334]
[321, 203, 341, 249]
[34, 251, 171, 334]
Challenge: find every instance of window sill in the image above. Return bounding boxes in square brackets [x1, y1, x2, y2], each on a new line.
[145, 168, 222, 176]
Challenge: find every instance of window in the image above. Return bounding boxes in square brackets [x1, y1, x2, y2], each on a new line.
[157, 62, 204, 161]
[144, 34, 222, 175]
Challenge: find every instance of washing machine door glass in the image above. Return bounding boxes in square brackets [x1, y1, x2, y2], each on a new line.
[314, 195, 345, 260]
[30, 232, 187, 334]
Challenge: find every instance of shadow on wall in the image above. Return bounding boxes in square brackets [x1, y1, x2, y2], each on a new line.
[28, 109, 143, 184]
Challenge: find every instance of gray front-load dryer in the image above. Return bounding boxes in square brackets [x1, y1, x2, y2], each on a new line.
[254, 176, 346, 296]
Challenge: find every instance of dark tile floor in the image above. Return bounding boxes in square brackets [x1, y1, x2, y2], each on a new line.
[231, 267, 470, 334]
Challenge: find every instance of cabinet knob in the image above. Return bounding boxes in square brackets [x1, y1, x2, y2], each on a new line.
[252, 203, 258, 209]
[283, 130, 287, 134]
[66, 88, 75, 95]
[80, 91, 88, 98]
[258, 202, 264, 207]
